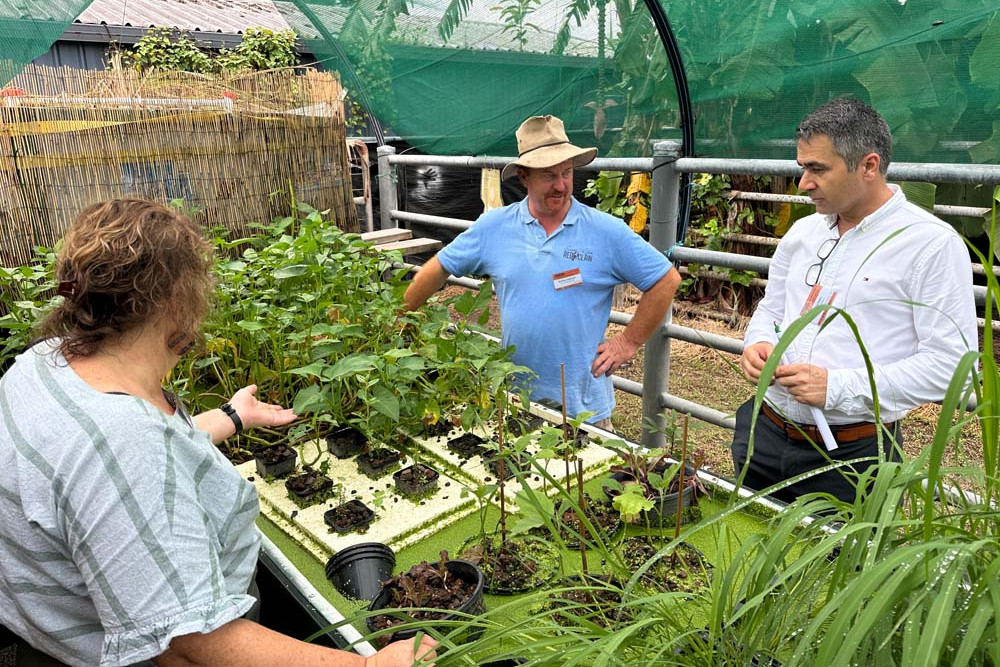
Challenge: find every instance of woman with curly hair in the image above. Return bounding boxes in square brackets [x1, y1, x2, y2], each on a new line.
[0, 199, 435, 667]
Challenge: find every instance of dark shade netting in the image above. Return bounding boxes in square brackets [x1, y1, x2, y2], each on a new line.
[3, 1, 1000, 163]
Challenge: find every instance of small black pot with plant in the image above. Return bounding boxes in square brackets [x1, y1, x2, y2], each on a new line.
[460, 534, 559, 595]
[253, 444, 298, 478]
[603, 447, 707, 527]
[620, 537, 712, 594]
[421, 415, 458, 440]
[504, 412, 544, 437]
[367, 551, 485, 647]
[393, 463, 440, 497]
[325, 498, 376, 534]
[357, 447, 404, 478]
[531, 495, 621, 549]
[446, 432, 490, 459]
[484, 449, 531, 482]
[548, 573, 631, 628]
[326, 425, 368, 459]
[284, 467, 336, 507]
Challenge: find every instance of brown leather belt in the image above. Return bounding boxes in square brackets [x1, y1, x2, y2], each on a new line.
[761, 402, 893, 445]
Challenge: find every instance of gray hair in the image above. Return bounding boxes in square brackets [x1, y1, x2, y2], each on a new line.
[796, 98, 892, 175]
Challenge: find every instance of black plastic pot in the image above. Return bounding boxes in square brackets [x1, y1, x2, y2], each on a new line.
[504, 413, 544, 436]
[553, 497, 623, 549]
[644, 485, 696, 526]
[324, 499, 376, 534]
[604, 467, 699, 526]
[326, 426, 368, 458]
[422, 417, 456, 439]
[393, 464, 440, 496]
[550, 573, 630, 627]
[367, 559, 486, 644]
[284, 469, 334, 503]
[325, 542, 395, 601]
[461, 535, 560, 595]
[357, 448, 403, 478]
[254, 444, 297, 478]
[485, 452, 530, 482]
[620, 538, 713, 595]
[446, 432, 489, 458]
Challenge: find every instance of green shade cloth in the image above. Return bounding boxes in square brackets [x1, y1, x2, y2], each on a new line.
[272, 0, 1000, 163]
[4, 1, 1000, 163]
[0, 4, 94, 84]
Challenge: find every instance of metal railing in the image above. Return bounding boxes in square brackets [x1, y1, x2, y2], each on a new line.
[377, 143, 999, 448]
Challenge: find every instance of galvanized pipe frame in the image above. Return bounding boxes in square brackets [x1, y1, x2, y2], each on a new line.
[380, 145, 1000, 447]
[672, 155, 1000, 185]
[725, 190, 990, 220]
[387, 152, 656, 173]
[385, 148, 1000, 186]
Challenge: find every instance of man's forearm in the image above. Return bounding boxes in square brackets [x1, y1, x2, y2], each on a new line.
[403, 255, 450, 311]
[623, 268, 681, 346]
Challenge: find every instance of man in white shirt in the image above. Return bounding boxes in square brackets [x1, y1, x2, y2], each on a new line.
[732, 98, 978, 504]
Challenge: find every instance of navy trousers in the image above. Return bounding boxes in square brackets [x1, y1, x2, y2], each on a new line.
[730, 398, 902, 504]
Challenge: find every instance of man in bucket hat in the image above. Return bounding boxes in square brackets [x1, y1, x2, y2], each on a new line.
[405, 115, 680, 430]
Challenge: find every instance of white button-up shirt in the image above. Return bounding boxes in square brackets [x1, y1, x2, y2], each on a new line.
[744, 185, 978, 425]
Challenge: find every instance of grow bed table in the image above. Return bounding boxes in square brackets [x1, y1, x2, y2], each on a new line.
[244, 405, 790, 659]
[255, 481, 782, 659]
[238, 408, 622, 562]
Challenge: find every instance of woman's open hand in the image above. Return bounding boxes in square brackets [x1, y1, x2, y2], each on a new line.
[227, 385, 298, 431]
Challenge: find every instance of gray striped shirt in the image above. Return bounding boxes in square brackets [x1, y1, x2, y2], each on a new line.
[0, 342, 260, 666]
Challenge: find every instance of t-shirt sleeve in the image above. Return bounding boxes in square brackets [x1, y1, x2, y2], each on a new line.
[54, 416, 256, 666]
[610, 221, 671, 291]
[437, 217, 488, 278]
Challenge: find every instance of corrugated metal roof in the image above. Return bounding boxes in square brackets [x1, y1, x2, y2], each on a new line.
[72, 1, 594, 55]
[75, 0, 290, 34]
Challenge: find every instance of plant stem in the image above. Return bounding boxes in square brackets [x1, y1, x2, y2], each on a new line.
[577, 457, 588, 574]
[497, 396, 508, 545]
[560, 363, 572, 494]
[672, 413, 689, 567]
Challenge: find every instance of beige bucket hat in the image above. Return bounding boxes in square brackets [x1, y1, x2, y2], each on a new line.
[501, 115, 598, 180]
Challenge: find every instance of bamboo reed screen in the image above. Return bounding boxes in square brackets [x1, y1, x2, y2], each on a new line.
[0, 65, 358, 267]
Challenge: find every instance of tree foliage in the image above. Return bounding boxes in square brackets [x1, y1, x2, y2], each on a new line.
[120, 26, 299, 74]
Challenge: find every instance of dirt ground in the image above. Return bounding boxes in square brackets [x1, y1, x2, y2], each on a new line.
[439, 285, 983, 481]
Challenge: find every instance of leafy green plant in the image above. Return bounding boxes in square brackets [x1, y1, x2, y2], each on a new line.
[121, 27, 213, 73]
[216, 28, 298, 72]
[0, 248, 58, 371]
[583, 170, 636, 219]
[186, 202, 528, 454]
[603, 446, 706, 521]
[491, 0, 542, 51]
[120, 26, 299, 74]
[684, 173, 769, 293]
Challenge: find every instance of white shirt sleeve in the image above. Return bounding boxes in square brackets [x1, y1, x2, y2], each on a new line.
[825, 232, 978, 417]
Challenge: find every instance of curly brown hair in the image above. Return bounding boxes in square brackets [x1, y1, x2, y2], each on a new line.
[39, 199, 215, 358]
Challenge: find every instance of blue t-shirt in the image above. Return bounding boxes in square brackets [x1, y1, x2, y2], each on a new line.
[438, 197, 670, 421]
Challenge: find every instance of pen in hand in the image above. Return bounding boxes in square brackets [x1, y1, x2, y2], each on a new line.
[773, 322, 838, 451]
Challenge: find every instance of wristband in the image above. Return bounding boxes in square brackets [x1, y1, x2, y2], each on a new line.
[219, 403, 244, 434]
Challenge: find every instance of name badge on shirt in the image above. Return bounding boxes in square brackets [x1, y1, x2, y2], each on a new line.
[801, 284, 837, 325]
[553, 268, 583, 290]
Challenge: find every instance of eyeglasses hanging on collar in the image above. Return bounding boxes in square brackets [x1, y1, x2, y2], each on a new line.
[805, 236, 841, 287]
